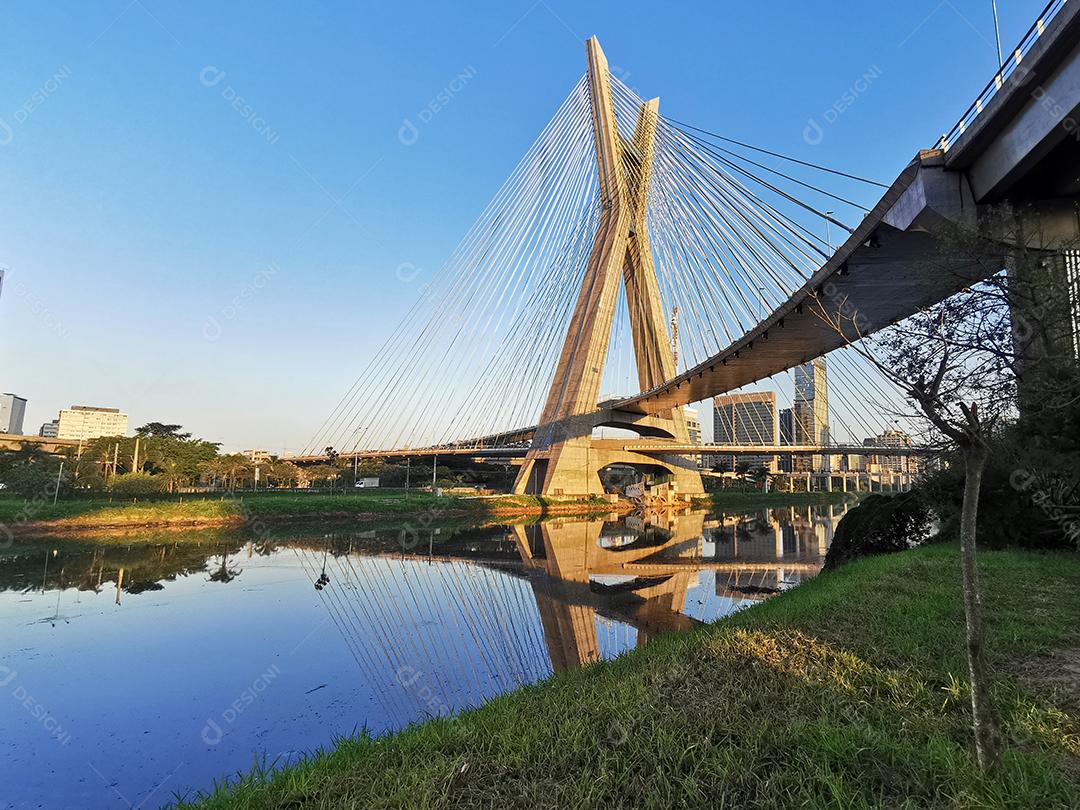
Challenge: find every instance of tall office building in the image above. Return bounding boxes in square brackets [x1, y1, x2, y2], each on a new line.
[39, 420, 59, 438]
[0, 393, 27, 434]
[712, 391, 778, 473]
[793, 357, 830, 472]
[56, 405, 128, 441]
[778, 407, 794, 473]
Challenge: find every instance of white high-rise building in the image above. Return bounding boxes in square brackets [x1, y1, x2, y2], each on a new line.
[683, 406, 703, 467]
[0, 393, 27, 434]
[56, 406, 128, 441]
[793, 357, 830, 472]
[683, 407, 702, 444]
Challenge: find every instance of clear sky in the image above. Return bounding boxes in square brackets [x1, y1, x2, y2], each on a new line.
[0, 0, 1046, 452]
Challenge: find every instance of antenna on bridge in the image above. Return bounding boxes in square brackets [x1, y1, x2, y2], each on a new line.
[670, 305, 679, 370]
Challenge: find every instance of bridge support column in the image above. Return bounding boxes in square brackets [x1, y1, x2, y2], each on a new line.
[514, 37, 702, 499]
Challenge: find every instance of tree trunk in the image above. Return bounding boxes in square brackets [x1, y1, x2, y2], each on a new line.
[960, 444, 1002, 770]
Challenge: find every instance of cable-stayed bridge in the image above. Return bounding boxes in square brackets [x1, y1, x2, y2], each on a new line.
[305, 1, 1080, 496]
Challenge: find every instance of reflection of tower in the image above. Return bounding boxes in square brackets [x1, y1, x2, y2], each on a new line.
[511, 513, 704, 672]
[516, 520, 602, 671]
[793, 358, 829, 472]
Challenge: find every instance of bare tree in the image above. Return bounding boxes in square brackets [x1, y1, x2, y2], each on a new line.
[811, 207, 1080, 770]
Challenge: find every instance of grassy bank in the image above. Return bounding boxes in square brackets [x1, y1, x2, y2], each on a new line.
[181, 544, 1080, 809]
[0, 491, 615, 536]
[698, 488, 858, 510]
[0, 488, 856, 537]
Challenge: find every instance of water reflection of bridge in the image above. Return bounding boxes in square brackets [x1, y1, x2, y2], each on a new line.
[9, 505, 849, 718]
[504, 504, 847, 671]
[262, 507, 848, 679]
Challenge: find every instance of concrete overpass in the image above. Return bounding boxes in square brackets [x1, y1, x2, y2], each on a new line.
[286, 442, 931, 463]
[0, 434, 81, 454]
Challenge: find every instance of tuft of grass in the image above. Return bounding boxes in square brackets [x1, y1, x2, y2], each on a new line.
[177, 544, 1080, 809]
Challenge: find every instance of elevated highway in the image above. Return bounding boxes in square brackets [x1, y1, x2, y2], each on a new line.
[0, 434, 81, 454]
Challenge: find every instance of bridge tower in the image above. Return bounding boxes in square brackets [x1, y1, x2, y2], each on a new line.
[513, 37, 704, 498]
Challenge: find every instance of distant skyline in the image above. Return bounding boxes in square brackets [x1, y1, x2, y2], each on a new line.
[0, 0, 1045, 452]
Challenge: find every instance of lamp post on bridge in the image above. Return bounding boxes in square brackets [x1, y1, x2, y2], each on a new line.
[348, 425, 366, 485]
[992, 0, 1004, 68]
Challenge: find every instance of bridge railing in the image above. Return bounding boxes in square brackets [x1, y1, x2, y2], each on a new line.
[938, 0, 1066, 152]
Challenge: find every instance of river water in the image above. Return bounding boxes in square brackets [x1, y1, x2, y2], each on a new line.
[0, 501, 848, 809]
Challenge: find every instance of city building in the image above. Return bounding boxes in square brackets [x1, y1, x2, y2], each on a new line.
[792, 357, 830, 472]
[833, 452, 865, 472]
[39, 420, 59, 438]
[683, 406, 702, 467]
[56, 405, 128, 441]
[865, 429, 917, 475]
[778, 407, 794, 473]
[712, 391, 778, 473]
[244, 449, 273, 463]
[683, 407, 702, 445]
[0, 393, 27, 434]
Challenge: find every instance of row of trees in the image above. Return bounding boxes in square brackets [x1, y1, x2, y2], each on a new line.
[0, 420, 468, 499]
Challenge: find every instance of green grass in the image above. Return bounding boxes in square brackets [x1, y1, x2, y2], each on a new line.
[179, 544, 1080, 809]
[0, 491, 612, 534]
[0, 487, 848, 535]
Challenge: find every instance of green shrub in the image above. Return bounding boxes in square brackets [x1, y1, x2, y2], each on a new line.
[823, 493, 931, 571]
[0, 461, 71, 500]
[107, 472, 163, 497]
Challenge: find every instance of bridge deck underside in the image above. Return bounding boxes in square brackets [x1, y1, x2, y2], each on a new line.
[619, 160, 986, 415]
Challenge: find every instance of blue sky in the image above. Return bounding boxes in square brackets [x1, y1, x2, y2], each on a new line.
[0, 0, 1046, 452]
